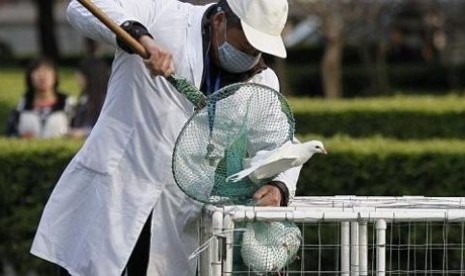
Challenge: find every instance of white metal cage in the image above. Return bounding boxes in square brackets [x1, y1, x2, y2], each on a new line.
[198, 196, 465, 275]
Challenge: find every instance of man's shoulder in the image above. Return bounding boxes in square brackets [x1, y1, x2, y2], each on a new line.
[250, 68, 280, 91]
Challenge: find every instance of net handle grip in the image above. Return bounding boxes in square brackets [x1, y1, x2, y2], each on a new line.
[76, 0, 149, 59]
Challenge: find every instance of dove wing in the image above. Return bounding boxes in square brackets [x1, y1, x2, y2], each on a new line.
[225, 165, 259, 182]
[247, 148, 278, 168]
[226, 141, 298, 183]
[254, 141, 297, 167]
[251, 157, 299, 180]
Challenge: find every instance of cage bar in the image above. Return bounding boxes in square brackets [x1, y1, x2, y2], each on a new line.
[199, 196, 465, 275]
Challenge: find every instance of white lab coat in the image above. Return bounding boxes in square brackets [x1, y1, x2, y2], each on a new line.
[30, 0, 301, 275]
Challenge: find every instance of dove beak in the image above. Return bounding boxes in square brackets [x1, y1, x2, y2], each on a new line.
[322, 148, 328, 154]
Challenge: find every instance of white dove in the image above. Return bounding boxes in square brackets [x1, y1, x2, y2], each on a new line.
[226, 140, 327, 183]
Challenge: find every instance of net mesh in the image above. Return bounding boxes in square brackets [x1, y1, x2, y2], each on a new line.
[172, 82, 295, 205]
[240, 221, 302, 273]
[172, 82, 300, 273]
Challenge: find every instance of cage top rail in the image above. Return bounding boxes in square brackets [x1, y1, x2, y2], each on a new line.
[292, 196, 465, 209]
[204, 196, 465, 223]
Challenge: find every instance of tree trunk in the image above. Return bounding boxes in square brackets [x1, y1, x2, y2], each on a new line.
[359, 43, 390, 96]
[375, 42, 390, 94]
[274, 57, 291, 96]
[322, 11, 343, 99]
[35, 0, 59, 60]
[358, 42, 375, 95]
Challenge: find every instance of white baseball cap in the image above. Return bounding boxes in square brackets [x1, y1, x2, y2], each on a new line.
[226, 0, 288, 58]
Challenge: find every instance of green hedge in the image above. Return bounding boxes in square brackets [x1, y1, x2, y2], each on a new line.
[289, 95, 465, 139]
[0, 138, 82, 274]
[1, 136, 465, 272]
[296, 135, 465, 196]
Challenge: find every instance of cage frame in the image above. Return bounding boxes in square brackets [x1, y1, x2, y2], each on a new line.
[198, 196, 465, 275]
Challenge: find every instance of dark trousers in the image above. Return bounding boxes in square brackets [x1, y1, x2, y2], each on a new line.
[123, 212, 152, 275]
[59, 212, 152, 276]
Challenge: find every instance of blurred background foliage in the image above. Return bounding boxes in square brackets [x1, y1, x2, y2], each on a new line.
[3, 0, 465, 98]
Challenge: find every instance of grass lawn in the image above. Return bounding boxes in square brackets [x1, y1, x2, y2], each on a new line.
[2, 67, 464, 110]
[0, 67, 80, 133]
[0, 67, 80, 104]
[1, 67, 465, 134]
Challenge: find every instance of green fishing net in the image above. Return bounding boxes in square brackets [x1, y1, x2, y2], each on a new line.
[172, 82, 294, 205]
[171, 80, 301, 273]
[241, 221, 301, 273]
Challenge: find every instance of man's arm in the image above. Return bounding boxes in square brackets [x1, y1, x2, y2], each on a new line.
[67, 0, 135, 46]
[67, 0, 175, 77]
[111, 18, 173, 77]
[66, 0, 168, 48]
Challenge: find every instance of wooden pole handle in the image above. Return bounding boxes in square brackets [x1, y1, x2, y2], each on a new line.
[75, 0, 207, 108]
[76, 0, 149, 59]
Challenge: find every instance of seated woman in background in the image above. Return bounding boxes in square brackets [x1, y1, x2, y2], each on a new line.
[6, 57, 74, 138]
[68, 57, 109, 138]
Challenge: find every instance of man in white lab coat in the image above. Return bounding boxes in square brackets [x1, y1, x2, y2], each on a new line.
[30, 0, 301, 275]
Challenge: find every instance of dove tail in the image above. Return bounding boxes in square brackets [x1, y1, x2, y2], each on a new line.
[226, 168, 255, 182]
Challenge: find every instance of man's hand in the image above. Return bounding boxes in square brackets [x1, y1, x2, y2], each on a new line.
[139, 35, 174, 78]
[253, 185, 282, 206]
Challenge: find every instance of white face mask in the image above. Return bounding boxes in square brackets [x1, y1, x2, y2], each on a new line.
[217, 21, 261, 73]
